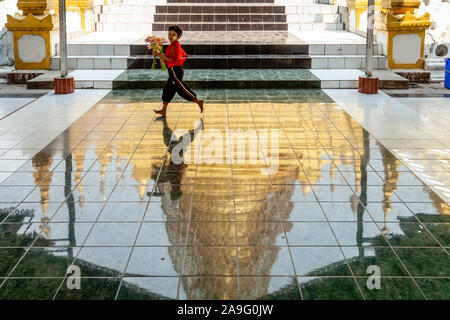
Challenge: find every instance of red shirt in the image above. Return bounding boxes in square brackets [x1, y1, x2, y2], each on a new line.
[164, 41, 187, 67]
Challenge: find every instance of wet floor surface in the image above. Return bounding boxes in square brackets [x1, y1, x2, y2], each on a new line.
[0, 89, 449, 300]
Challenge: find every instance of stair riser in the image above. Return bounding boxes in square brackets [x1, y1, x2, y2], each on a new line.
[293, 23, 345, 31]
[154, 5, 340, 14]
[127, 57, 311, 69]
[113, 80, 321, 90]
[130, 44, 309, 55]
[311, 56, 387, 69]
[96, 23, 153, 33]
[156, 6, 286, 13]
[65, 44, 382, 57]
[167, 0, 278, 3]
[152, 23, 289, 31]
[153, 14, 287, 23]
[287, 14, 341, 23]
[98, 15, 154, 24]
[101, 5, 156, 14]
[52, 56, 387, 70]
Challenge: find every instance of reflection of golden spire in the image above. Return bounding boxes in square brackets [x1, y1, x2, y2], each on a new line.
[32, 152, 53, 217]
[40, 216, 51, 238]
[380, 143, 400, 221]
[73, 144, 88, 207]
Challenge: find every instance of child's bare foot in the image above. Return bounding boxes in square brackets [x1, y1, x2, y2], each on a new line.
[154, 108, 166, 116]
[197, 99, 204, 113]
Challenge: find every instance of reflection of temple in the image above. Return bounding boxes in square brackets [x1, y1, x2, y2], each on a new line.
[29, 101, 449, 299]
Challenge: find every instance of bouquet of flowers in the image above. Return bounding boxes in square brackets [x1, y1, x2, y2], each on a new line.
[144, 35, 168, 71]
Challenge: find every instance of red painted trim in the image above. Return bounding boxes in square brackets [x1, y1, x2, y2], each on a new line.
[170, 67, 195, 100]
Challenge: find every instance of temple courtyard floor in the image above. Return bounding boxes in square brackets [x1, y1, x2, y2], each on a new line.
[0, 85, 448, 299]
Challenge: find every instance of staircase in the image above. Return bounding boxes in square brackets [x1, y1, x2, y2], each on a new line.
[94, 0, 345, 33]
[42, 0, 402, 89]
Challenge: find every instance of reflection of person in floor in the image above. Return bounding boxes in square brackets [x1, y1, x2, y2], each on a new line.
[150, 25, 204, 116]
[149, 116, 203, 200]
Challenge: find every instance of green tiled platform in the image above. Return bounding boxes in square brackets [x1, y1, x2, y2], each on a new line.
[113, 69, 320, 89]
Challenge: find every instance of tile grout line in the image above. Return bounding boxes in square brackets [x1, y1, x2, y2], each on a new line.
[310, 101, 429, 299]
[113, 101, 186, 300]
[47, 91, 153, 299]
[278, 91, 366, 299]
[248, 89, 304, 299]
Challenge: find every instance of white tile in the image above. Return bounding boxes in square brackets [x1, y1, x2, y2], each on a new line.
[118, 24, 128, 32]
[68, 58, 77, 70]
[341, 44, 357, 55]
[339, 80, 357, 88]
[321, 80, 339, 88]
[287, 15, 298, 23]
[94, 58, 111, 69]
[286, 6, 296, 14]
[51, 58, 60, 70]
[311, 57, 328, 68]
[77, 58, 94, 69]
[309, 44, 325, 55]
[378, 57, 387, 69]
[93, 81, 113, 89]
[114, 45, 130, 56]
[344, 57, 362, 69]
[118, 15, 130, 23]
[323, 89, 450, 205]
[300, 24, 313, 31]
[68, 44, 82, 55]
[98, 44, 114, 56]
[356, 44, 366, 55]
[81, 44, 97, 56]
[310, 69, 363, 81]
[75, 81, 94, 89]
[324, 44, 341, 55]
[328, 57, 345, 68]
[128, 24, 140, 33]
[111, 58, 128, 69]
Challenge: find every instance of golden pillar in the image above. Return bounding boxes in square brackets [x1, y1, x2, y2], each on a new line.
[5, 0, 57, 70]
[346, 0, 382, 35]
[375, 0, 431, 69]
[53, 0, 94, 33]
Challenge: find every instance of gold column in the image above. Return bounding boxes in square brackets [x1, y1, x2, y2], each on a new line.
[346, 0, 382, 35]
[53, 0, 94, 32]
[375, 0, 431, 69]
[5, 0, 57, 70]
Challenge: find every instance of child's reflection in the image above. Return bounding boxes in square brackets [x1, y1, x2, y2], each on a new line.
[150, 116, 203, 200]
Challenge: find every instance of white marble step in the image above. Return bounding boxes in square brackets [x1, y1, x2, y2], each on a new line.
[51, 56, 129, 70]
[64, 43, 383, 57]
[311, 55, 387, 69]
[287, 13, 342, 23]
[96, 12, 342, 24]
[292, 23, 345, 31]
[96, 23, 153, 33]
[100, 4, 343, 15]
[101, 4, 156, 14]
[51, 55, 387, 70]
[98, 14, 154, 24]
[67, 44, 131, 56]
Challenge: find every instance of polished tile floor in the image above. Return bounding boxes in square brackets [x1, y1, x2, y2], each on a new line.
[0, 89, 448, 300]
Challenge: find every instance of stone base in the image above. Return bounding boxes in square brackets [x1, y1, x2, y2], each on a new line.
[7, 70, 47, 84]
[358, 75, 379, 94]
[54, 76, 74, 94]
[392, 69, 431, 83]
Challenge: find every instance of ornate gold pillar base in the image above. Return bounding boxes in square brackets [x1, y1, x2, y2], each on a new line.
[6, 13, 55, 70]
[376, 9, 431, 69]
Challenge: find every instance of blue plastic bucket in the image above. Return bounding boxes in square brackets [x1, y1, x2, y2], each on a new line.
[445, 58, 450, 89]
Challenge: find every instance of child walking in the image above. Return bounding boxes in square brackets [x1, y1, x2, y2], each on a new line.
[151, 25, 204, 116]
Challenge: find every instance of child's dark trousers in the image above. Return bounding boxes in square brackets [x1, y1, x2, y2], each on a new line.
[162, 66, 198, 104]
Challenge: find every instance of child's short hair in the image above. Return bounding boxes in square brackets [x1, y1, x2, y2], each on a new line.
[168, 25, 183, 37]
